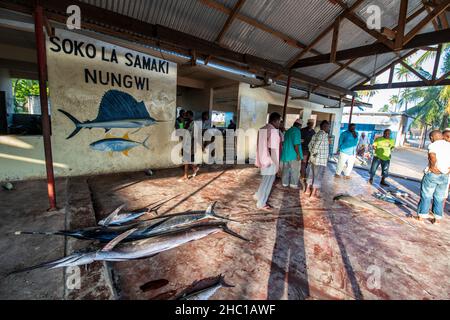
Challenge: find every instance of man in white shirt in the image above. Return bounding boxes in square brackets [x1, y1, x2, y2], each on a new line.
[417, 130, 450, 223]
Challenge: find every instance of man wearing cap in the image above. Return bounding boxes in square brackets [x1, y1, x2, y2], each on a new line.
[281, 119, 303, 189]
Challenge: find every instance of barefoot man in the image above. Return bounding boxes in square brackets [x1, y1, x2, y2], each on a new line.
[417, 130, 450, 224]
[306, 120, 330, 198]
[255, 112, 282, 210]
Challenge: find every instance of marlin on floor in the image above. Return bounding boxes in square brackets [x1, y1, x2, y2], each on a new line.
[15, 202, 238, 243]
[333, 194, 415, 228]
[9, 222, 248, 273]
[98, 193, 183, 227]
[176, 275, 234, 300]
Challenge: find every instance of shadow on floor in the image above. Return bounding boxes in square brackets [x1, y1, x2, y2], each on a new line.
[267, 186, 309, 300]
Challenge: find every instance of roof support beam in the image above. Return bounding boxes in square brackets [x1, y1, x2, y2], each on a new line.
[198, 0, 369, 80]
[292, 28, 450, 68]
[215, 0, 246, 44]
[403, 1, 450, 45]
[353, 49, 419, 88]
[332, 0, 395, 50]
[437, 70, 450, 83]
[330, 17, 340, 63]
[318, 4, 428, 86]
[353, 79, 450, 90]
[399, 60, 431, 84]
[286, 0, 365, 68]
[395, 0, 409, 50]
[432, 44, 443, 80]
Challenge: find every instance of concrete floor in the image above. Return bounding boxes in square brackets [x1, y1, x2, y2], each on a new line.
[1, 164, 449, 300]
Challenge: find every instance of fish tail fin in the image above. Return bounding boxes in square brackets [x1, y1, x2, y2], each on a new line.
[221, 224, 250, 242]
[207, 202, 239, 223]
[219, 274, 235, 288]
[142, 136, 150, 150]
[58, 109, 82, 139]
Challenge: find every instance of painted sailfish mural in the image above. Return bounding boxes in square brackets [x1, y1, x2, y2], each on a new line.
[90, 133, 150, 156]
[59, 90, 160, 139]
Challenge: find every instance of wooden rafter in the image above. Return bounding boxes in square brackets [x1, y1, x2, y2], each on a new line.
[215, 0, 245, 43]
[432, 44, 443, 80]
[395, 0, 409, 50]
[331, 17, 340, 63]
[292, 28, 450, 68]
[403, 1, 450, 45]
[331, 0, 395, 50]
[353, 79, 450, 90]
[198, 0, 369, 81]
[399, 60, 431, 84]
[388, 66, 395, 88]
[437, 70, 450, 83]
[317, 4, 429, 87]
[353, 49, 419, 88]
[286, 0, 366, 68]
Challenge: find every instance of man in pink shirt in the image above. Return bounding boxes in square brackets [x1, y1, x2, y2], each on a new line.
[254, 112, 282, 210]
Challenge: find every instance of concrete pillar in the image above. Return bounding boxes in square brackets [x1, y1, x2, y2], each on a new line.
[0, 68, 13, 115]
[301, 105, 312, 126]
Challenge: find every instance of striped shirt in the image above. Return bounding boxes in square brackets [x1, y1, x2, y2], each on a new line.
[308, 130, 330, 166]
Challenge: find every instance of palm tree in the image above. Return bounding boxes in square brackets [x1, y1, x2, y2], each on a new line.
[389, 95, 399, 111]
[357, 88, 379, 103]
[398, 47, 450, 130]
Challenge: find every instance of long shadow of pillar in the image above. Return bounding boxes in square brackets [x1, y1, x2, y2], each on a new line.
[267, 189, 309, 300]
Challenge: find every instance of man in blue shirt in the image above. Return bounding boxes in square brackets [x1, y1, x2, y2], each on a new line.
[281, 119, 303, 189]
[335, 123, 359, 179]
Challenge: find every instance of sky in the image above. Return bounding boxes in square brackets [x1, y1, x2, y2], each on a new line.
[358, 49, 446, 112]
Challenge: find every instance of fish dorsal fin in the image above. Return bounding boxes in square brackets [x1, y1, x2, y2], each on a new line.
[123, 132, 130, 140]
[105, 133, 115, 139]
[94, 90, 152, 122]
[101, 228, 137, 252]
[206, 202, 217, 216]
[102, 204, 126, 227]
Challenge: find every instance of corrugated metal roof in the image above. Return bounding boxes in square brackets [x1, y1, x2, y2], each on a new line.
[78, 0, 445, 93]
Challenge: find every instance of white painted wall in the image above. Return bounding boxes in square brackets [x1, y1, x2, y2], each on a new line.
[238, 83, 344, 153]
[0, 30, 178, 181]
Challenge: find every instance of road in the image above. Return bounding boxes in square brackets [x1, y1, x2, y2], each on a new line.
[352, 146, 428, 181]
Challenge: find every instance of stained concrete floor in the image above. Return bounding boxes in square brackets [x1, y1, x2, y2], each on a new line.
[1, 164, 449, 300]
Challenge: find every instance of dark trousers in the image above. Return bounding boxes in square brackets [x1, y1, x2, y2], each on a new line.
[301, 151, 310, 179]
[369, 156, 390, 179]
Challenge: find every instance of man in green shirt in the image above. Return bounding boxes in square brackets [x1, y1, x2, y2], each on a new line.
[369, 129, 395, 186]
[281, 119, 303, 189]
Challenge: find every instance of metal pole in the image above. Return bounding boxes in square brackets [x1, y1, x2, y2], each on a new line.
[34, 4, 57, 210]
[282, 74, 292, 129]
[348, 95, 355, 125]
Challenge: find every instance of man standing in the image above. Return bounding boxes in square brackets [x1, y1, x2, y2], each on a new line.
[417, 130, 450, 224]
[175, 109, 186, 129]
[306, 120, 330, 198]
[255, 112, 282, 210]
[300, 119, 316, 183]
[369, 129, 395, 186]
[335, 123, 359, 179]
[281, 119, 303, 189]
[443, 129, 450, 201]
[357, 132, 369, 156]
